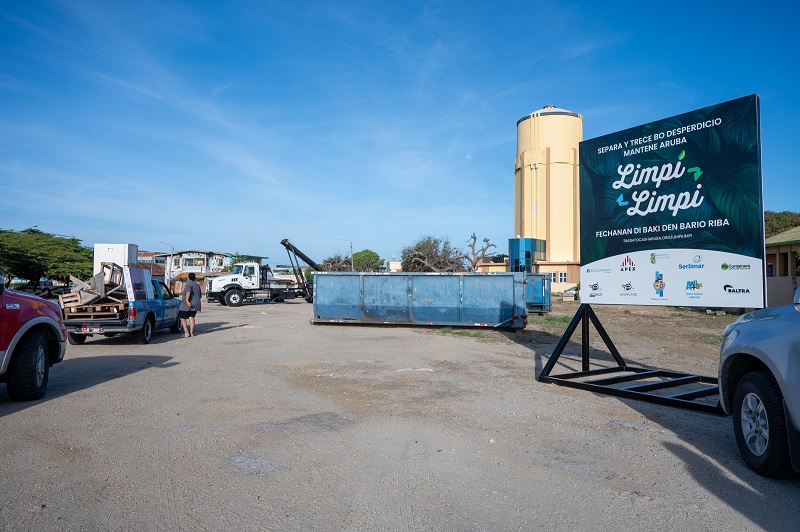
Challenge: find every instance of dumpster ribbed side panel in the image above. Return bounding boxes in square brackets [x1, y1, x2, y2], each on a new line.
[525, 274, 552, 313]
[312, 272, 528, 329]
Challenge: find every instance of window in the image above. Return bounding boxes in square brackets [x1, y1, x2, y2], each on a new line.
[559, 272, 568, 283]
[183, 257, 206, 267]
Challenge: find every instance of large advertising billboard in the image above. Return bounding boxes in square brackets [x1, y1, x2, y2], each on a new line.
[579, 95, 764, 307]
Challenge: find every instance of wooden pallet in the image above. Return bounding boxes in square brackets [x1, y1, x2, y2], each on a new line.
[64, 310, 125, 320]
[63, 302, 128, 320]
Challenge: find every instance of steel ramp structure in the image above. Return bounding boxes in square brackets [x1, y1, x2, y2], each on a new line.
[537, 304, 725, 416]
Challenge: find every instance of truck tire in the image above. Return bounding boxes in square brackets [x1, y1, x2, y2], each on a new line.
[136, 317, 154, 344]
[218, 297, 227, 306]
[732, 371, 796, 478]
[68, 333, 86, 345]
[224, 290, 244, 307]
[6, 330, 49, 401]
[170, 318, 181, 334]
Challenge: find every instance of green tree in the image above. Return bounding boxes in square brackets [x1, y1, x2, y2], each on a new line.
[764, 211, 800, 238]
[352, 249, 383, 272]
[401, 236, 466, 272]
[0, 228, 92, 285]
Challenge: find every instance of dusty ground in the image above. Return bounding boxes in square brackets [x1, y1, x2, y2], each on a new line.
[1, 299, 798, 531]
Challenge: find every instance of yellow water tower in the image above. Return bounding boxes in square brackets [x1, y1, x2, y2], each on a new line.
[513, 105, 582, 289]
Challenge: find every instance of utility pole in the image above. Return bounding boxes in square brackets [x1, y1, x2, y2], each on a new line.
[159, 241, 174, 287]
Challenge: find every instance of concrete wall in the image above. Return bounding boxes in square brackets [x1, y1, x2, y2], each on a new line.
[766, 276, 797, 307]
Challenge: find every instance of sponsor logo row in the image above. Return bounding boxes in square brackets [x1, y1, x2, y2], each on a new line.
[586, 273, 752, 299]
[584, 254, 756, 300]
[586, 254, 753, 275]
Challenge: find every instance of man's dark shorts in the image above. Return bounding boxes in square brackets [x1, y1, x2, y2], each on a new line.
[179, 310, 198, 319]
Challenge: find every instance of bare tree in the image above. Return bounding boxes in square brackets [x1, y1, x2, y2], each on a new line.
[401, 236, 466, 272]
[321, 253, 351, 272]
[464, 233, 496, 272]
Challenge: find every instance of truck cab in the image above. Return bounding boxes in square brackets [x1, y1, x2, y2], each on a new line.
[207, 262, 295, 307]
[1, 279, 67, 401]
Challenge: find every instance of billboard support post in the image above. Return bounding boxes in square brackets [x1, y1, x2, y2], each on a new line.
[539, 304, 724, 415]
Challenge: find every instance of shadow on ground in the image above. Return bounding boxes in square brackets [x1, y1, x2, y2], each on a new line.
[505, 308, 800, 527]
[0, 354, 176, 414]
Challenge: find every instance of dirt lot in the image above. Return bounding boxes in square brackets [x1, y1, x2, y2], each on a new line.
[2, 299, 799, 531]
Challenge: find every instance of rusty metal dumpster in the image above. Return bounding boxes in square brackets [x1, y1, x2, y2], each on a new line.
[311, 272, 528, 329]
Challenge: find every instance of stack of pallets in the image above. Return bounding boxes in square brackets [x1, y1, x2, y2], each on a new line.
[59, 262, 130, 319]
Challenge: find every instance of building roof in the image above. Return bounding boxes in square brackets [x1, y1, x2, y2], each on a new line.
[151, 250, 236, 258]
[136, 263, 166, 277]
[765, 226, 800, 246]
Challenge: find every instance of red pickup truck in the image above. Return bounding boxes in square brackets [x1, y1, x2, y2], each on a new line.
[0, 282, 67, 401]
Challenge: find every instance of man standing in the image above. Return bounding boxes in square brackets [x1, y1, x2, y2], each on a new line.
[179, 272, 202, 337]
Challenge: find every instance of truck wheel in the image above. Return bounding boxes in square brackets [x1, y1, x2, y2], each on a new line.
[218, 297, 227, 306]
[225, 290, 244, 307]
[732, 372, 795, 478]
[68, 333, 86, 345]
[136, 317, 154, 344]
[6, 331, 49, 401]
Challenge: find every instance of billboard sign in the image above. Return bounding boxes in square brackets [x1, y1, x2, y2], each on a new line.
[579, 95, 764, 307]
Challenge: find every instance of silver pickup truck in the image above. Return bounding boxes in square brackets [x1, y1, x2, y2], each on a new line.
[719, 287, 800, 478]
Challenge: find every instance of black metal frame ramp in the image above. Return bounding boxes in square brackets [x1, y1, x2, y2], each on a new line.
[536, 304, 724, 416]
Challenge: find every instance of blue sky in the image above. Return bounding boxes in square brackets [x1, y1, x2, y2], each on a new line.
[1, 1, 797, 265]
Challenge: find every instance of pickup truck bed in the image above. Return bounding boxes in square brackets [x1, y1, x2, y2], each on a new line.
[62, 279, 180, 344]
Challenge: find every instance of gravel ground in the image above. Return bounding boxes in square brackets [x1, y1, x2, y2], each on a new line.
[1, 299, 798, 531]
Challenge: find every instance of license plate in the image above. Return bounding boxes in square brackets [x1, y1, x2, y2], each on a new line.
[81, 324, 101, 333]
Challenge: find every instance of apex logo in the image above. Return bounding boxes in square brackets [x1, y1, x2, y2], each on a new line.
[621, 256, 636, 272]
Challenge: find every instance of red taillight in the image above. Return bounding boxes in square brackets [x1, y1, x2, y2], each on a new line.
[128, 306, 136, 320]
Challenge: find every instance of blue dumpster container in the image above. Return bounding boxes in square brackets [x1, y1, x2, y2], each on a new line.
[525, 273, 552, 314]
[312, 272, 528, 329]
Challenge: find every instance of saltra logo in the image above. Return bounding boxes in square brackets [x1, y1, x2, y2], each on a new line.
[686, 280, 702, 290]
[621, 256, 636, 271]
[653, 272, 665, 297]
[723, 284, 751, 294]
